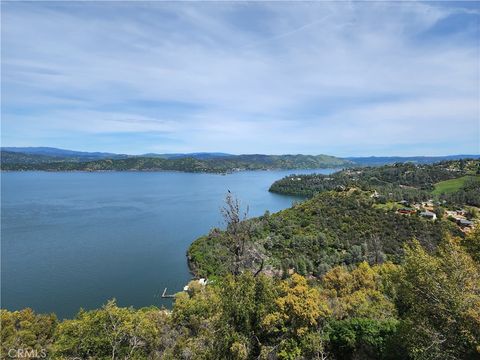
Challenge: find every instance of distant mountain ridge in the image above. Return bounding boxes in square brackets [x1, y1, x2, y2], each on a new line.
[1, 148, 351, 172]
[142, 152, 233, 160]
[2, 147, 234, 161]
[2, 147, 128, 161]
[3, 147, 479, 163]
[1, 147, 479, 171]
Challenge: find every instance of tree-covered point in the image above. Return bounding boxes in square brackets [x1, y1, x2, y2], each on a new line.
[188, 190, 462, 279]
[2, 233, 479, 359]
[1, 152, 351, 172]
[269, 159, 480, 206]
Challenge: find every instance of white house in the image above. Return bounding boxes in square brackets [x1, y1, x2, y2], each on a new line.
[420, 210, 437, 220]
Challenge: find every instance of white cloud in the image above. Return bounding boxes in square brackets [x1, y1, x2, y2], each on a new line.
[1, 1, 479, 155]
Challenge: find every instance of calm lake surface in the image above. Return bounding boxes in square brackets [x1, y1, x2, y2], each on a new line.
[1, 169, 336, 318]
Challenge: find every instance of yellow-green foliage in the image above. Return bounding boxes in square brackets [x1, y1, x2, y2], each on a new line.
[321, 262, 398, 320]
[1, 308, 57, 357]
[53, 300, 170, 359]
[2, 241, 479, 359]
[462, 226, 480, 263]
[398, 237, 480, 359]
[263, 274, 330, 337]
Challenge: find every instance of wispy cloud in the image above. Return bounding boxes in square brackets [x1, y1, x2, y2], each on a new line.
[1, 1, 479, 155]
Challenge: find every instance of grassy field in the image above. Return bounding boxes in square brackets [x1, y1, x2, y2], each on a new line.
[432, 175, 480, 195]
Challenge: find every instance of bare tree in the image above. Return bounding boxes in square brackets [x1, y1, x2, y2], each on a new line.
[221, 192, 250, 275]
[367, 234, 385, 264]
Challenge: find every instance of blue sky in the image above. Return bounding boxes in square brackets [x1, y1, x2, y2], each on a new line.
[1, 1, 479, 156]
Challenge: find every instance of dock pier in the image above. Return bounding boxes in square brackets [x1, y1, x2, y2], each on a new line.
[161, 288, 175, 298]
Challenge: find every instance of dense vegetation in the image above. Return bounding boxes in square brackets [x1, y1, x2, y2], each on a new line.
[269, 159, 480, 206]
[2, 232, 479, 359]
[1, 152, 350, 172]
[2, 158, 479, 359]
[188, 190, 462, 278]
[345, 155, 480, 166]
[0, 151, 71, 165]
[434, 175, 480, 207]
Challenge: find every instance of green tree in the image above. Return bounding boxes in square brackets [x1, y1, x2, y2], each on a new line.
[262, 274, 330, 359]
[322, 262, 397, 320]
[210, 274, 278, 359]
[53, 300, 170, 359]
[327, 318, 398, 360]
[462, 226, 480, 264]
[397, 238, 480, 359]
[0, 308, 57, 358]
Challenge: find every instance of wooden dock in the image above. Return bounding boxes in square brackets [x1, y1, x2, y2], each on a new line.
[161, 288, 175, 298]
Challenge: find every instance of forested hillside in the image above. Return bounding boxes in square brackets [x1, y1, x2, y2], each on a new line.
[188, 190, 462, 278]
[270, 159, 480, 206]
[0, 151, 67, 164]
[1, 152, 350, 172]
[346, 154, 480, 166]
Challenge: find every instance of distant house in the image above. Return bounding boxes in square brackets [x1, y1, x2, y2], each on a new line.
[458, 219, 474, 228]
[398, 208, 415, 215]
[183, 278, 208, 292]
[420, 210, 437, 220]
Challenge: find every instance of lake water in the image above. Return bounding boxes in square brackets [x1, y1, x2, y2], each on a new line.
[1, 169, 336, 318]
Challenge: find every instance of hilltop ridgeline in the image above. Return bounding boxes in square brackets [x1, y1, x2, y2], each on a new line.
[270, 159, 480, 206]
[189, 159, 479, 278]
[1, 151, 350, 172]
[3, 147, 479, 172]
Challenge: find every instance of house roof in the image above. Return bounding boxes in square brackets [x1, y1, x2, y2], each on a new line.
[420, 210, 436, 216]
